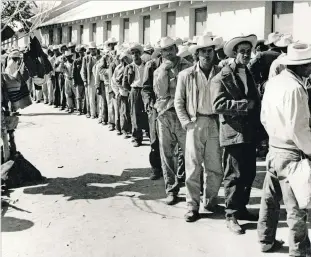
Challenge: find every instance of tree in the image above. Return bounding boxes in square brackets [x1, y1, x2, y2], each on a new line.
[1, 1, 36, 33]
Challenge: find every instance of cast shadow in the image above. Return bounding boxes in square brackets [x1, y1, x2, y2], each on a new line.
[1, 216, 34, 232]
[21, 113, 71, 116]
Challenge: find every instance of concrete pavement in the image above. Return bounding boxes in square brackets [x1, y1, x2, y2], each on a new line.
[2, 103, 310, 257]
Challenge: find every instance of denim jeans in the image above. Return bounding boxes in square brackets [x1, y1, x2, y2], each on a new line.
[75, 84, 85, 113]
[257, 147, 311, 257]
[157, 109, 186, 196]
[97, 81, 108, 122]
[185, 116, 224, 211]
[148, 107, 161, 172]
[119, 95, 131, 134]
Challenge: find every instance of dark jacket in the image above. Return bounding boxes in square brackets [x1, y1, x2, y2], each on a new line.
[141, 57, 162, 108]
[73, 57, 84, 86]
[211, 61, 262, 147]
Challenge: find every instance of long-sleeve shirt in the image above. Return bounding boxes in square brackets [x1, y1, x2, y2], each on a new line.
[261, 69, 311, 156]
[111, 63, 126, 96]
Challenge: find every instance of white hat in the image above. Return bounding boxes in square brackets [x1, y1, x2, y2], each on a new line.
[59, 43, 67, 51]
[106, 37, 118, 45]
[119, 51, 131, 61]
[224, 34, 257, 58]
[88, 41, 97, 49]
[144, 43, 154, 51]
[128, 42, 144, 54]
[53, 45, 59, 51]
[9, 50, 21, 58]
[189, 34, 223, 54]
[65, 50, 73, 57]
[174, 37, 183, 46]
[192, 36, 199, 44]
[278, 43, 311, 65]
[264, 32, 282, 45]
[177, 45, 191, 58]
[156, 37, 176, 50]
[274, 34, 294, 47]
[67, 42, 76, 48]
[215, 37, 225, 51]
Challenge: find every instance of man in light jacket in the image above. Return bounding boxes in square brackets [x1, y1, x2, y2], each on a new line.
[153, 37, 192, 205]
[175, 34, 224, 222]
[258, 43, 311, 256]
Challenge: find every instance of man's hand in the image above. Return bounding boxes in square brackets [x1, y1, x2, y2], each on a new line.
[247, 100, 256, 110]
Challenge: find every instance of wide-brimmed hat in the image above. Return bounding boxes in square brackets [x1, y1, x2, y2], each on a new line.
[189, 34, 223, 54]
[128, 42, 144, 54]
[75, 44, 86, 53]
[274, 34, 294, 48]
[119, 51, 131, 61]
[278, 43, 311, 65]
[65, 50, 74, 57]
[9, 49, 21, 58]
[264, 32, 282, 46]
[88, 41, 97, 49]
[67, 42, 76, 48]
[224, 34, 257, 58]
[177, 45, 191, 58]
[215, 37, 225, 51]
[106, 37, 118, 45]
[156, 37, 177, 50]
[144, 43, 154, 51]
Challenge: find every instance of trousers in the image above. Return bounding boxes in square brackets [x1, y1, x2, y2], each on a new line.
[85, 77, 96, 117]
[47, 75, 54, 104]
[54, 72, 61, 107]
[75, 84, 85, 113]
[157, 109, 186, 195]
[58, 73, 66, 109]
[257, 147, 311, 257]
[185, 116, 224, 211]
[119, 95, 131, 134]
[65, 78, 75, 110]
[97, 81, 108, 122]
[105, 86, 115, 126]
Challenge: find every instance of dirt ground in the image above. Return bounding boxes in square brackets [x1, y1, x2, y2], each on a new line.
[2, 103, 310, 257]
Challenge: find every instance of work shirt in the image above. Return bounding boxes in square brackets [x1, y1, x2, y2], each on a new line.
[54, 54, 66, 73]
[131, 62, 145, 88]
[64, 61, 74, 79]
[237, 68, 248, 95]
[111, 63, 127, 96]
[261, 69, 311, 156]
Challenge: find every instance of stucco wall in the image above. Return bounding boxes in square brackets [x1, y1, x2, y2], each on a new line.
[293, 1, 311, 43]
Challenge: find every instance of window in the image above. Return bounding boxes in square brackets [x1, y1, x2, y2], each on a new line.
[123, 18, 129, 43]
[272, 1, 293, 34]
[49, 29, 54, 45]
[68, 26, 72, 43]
[143, 16, 150, 44]
[166, 11, 176, 38]
[106, 21, 112, 39]
[91, 23, 97, 42]
[80, 25, 84, 44]
[195, 7, 207, 36]
[58, 27, 62, 44]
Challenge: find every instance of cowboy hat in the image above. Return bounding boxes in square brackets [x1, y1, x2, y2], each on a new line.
[278, 43, 311, 65]
[119, 51, 131, 61]
[65, 50, 74, 57]
[106, 37, 118, 45]
[75, 44, 86, 53]
[189, 34, 223, 54]
[215, 37, 225, 51]
[88, 41, 97, 49]
[177, 45, 191, 58]
[175, 37, 183, 46]
[264, 32, 282, 45]
[274, 34, 294, 48]
[156, 36, 178, 50]
[67, 42, 76, 48]
[144, 43, 154, 51]
[9, 49, 21, 58]
[59, 43, 67, 51]
[53, 45, 59, 51]
[224, 34, 257, 58]
[128, 42, 144, 54]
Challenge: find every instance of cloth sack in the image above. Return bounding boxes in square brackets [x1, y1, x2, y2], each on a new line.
[287, 158, 311, 209]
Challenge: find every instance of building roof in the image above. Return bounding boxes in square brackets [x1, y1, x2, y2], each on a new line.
[40, 0, 173, 27]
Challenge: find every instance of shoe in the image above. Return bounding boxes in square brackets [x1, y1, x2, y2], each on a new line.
[61, 107, 65, 111]
[54, 105, 58, 108]
[49, 103, 53, 106]
[237, 209, 259, 221]
[44, 102, 48, 104]
[150, 170, 162, 180]
[98, 119, 103, 124]
[184, 210, 200, 222]
[109, 126, 115, 131]
[131, 137, 135, 143]
[36, 100, 41, 103]
[91, 116, 96, 119]
[86, 114, 91, 118]
[116, 131, 122, 136]
[68, 109, 74, 114]
[226, 217, 245, 235]
[204, 204, 225, 214]
[133, 141, 142, 147]
[260, 240, 284, 252]
[77, 112, 82, 116]
[165, 195, 178, 205]
[102, 122, 108, 126]
[123, 133, 130, 139]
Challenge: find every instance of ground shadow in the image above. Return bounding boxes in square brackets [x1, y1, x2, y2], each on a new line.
[23, 168, 166, 201]
[1, 216, 34, 232]
[21, 113, 71, 116]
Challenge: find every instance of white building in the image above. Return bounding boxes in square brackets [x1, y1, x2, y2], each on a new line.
[2, 1, 311, 49]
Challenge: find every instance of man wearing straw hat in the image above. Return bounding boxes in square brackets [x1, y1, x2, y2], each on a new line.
[141, 43, 154, 63]
[211, 34, 261, 234]
[175, 34, 224, 222]
[81, 41, 98, 119]
[153, 36, 192, 204]
[258, 42, 311, 255]
[63, 50, 75, 113]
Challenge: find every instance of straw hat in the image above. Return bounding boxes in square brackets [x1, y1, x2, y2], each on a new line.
[59, 43, 67, 51]
[224, 34, 257, 58]
[177, 45, 191, 58]
[189, 34, 223, 54]
[106, 37, 118, 45]
[67, 42, 76, 48]
[128, 42, 144, 54]
[156, 37, 177, 50]
[215, 37, 225, 51]
[264, 32, 282, 45]
[65, 50, 74, 57]
[278, 43, 311, 65]
[144, 43, 154, 51]
[53, 45, 59, 51]
[274, 34, 294, 48]
[88, 41, 97, 49]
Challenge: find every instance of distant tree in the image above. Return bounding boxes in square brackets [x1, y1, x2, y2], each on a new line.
[1, 1, 36, 33]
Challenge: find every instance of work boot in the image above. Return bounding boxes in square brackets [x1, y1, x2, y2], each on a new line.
[133, 141, 142, 147]
[116, 131, 122, 136]
[184, 210, 200, 222]
[102, 121, 108, 126]
[91, 116, 96, 119]
[86, 114, 91, 118]
[109, 125, 115, 131]
[260, 240, 284, 253]
[98, 118, 103, 124]
[123, 133, 131, 139]
[226, 217, 245, 235]
[165, 195, 178, 205]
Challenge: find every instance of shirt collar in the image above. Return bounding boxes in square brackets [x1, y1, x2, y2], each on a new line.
[196, 62, 215, 81]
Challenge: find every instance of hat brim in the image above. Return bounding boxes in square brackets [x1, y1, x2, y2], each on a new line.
[224, 34, 257, 58]
[278, 56, 311, 65]
[189, 42, 219, 54]
[156, 41, 176, 51]
[129, 46, 144, 54]
[177, 50, 191, 58]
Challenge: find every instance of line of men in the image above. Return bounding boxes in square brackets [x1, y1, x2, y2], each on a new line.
[4, 31, 311, 257]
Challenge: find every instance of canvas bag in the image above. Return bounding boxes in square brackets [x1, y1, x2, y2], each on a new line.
[287, 157, 311, 209]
